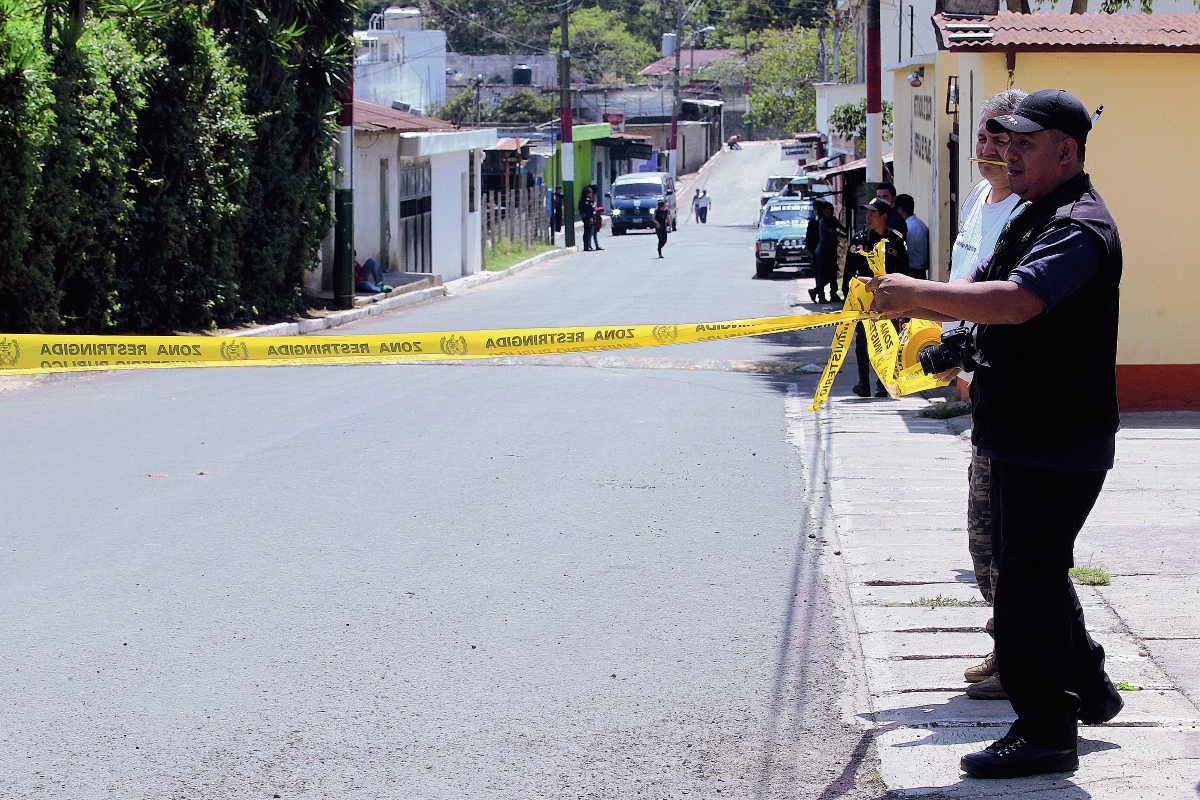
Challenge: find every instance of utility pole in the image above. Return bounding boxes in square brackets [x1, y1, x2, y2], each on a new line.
[559, 7, 575, 248]
[833, 10, 841, 83]
[333, 71, 355, 310]
[670, 0, 682, 179]
[866, 0, 883, 184]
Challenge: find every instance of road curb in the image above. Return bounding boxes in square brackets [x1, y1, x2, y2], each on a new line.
[231, 248, 569, 337]
[228, 286, 447, 338]
[445, 248, 568, 296]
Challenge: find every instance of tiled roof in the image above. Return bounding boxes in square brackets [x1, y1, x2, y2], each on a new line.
[935, 12, 1200, 51]
[639, 49, 741, 77]
[353, 99, 455, 132]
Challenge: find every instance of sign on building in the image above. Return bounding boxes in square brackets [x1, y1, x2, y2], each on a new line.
[781, 141, 817, 161]
[606, 112, 625, 132]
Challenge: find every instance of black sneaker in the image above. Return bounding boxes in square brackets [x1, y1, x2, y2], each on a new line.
[960, 736, 1078, 779]
[874, 383, 889, 398]
[852, 384, 870, 398]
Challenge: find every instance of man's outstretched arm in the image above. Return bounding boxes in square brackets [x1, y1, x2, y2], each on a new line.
[865, 273, 1044, 325]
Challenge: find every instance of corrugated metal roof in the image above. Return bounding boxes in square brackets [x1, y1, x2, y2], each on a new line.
[639, 49, 741, 76]
[935, 12, 1200, 51]
[485, 137, 531, 151]
[807, 151, 895, 181]
[353, 99, 455, 132]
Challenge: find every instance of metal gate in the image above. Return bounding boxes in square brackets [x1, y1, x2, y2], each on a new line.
[397, 164, 432, 273]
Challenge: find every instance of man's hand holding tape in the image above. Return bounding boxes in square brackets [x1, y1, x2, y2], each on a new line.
[868, 90, 1126, 780]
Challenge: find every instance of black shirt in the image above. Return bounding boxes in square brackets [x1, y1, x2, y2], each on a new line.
[653, 207, 670, 231]
[579, 195, 596, 221]
[969, 173, 1122, 471]
[841, 226, 908, 297]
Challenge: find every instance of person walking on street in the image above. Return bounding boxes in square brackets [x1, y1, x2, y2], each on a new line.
[867, 89, 1125, 779]
[809, 201, 846, 304]
[579, 188, 596, 251]
[945, 88, 1028, 703]
[842, 197, 907, 397]
[697, 191, 711, 223]
[692, 188, 702, 222]
[653, 200, 670, 258]
[895, 194, 929, 279]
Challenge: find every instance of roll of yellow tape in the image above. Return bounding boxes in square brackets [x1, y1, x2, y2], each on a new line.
[900, 318, 944, 371]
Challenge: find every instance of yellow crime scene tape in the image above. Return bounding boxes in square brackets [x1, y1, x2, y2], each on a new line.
[0, 310, 874, 375]
[0, 240, 949, 409]
[808, 240, 949, 411]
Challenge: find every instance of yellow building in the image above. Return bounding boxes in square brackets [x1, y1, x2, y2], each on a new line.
[889, 12, 1200, 409]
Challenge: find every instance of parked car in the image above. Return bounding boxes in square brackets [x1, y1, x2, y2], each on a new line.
[608, 172, 676, 235]
[755, 197, 815, 279]
[760, 175, 796, 206]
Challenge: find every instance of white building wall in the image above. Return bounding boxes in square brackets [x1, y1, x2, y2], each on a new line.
[351, 129, 399, 269]
[429, 150, 469, 282]
[355, 29, 447, 113]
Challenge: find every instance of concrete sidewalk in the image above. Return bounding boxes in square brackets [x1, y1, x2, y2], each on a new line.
[799, 394, 1200, 798]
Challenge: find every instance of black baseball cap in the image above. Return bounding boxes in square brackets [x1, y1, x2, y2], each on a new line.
[985, 88, 1091, 144]
[861, 197, 892, 215]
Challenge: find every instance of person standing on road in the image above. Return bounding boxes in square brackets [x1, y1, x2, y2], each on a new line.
[867, 89, 1125, 779]
[945, 88, 1028, 704]
[841, 198, 906, 396]
[697, 190, 711, 223]
[809, 202, 846, 304]
[692, 188, 702, 222]
[579, 188, 597, 252]
[894, 194, 929, 279]
[591, 202, 604, 251]
[653, 200, 670, 258]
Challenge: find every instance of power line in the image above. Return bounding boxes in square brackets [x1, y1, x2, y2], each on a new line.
[423, 0, 553, 53]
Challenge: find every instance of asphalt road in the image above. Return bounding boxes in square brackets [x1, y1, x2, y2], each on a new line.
[0, 143, 886, 799]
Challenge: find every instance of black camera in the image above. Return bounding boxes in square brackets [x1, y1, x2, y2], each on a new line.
[919, 326, 977, 375]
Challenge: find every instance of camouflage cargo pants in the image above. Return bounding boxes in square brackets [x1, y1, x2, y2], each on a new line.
[968, 448, 998, 605]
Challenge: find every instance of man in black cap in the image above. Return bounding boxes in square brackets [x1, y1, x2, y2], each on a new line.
[864, 88, 1124, 778]
[842, 197, 908, 397]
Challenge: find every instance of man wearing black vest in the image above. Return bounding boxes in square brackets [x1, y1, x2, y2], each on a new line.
[864, 89, 1124, 779]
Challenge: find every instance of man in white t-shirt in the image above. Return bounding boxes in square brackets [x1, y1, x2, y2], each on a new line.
[945, 88, 1027, 702]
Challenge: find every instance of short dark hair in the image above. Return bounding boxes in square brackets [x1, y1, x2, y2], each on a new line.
[876, 182, 896, 198]
[895, 194, 915, 215]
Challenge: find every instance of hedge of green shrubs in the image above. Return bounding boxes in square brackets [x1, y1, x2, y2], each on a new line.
[0, 0, 356, 334]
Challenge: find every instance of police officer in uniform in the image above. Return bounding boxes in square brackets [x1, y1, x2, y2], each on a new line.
[865, 89, 1124, 779]
[842, 197, 908, 397]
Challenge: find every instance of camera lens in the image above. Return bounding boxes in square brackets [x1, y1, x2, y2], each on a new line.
[919, 343, 957, 375]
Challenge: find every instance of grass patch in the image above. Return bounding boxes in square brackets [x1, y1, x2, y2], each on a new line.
[483, 241, 556, 272]
[918, 401, 972, 420]
[888, 595, 988, 608]
[1070, 566, 1111, 586]
[1115, 681, 1139, 692]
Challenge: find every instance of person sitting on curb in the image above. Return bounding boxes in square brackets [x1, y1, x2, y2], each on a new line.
[355, 257, 390, 294]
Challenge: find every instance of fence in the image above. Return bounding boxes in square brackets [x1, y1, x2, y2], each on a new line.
[481, 187, 551, 262]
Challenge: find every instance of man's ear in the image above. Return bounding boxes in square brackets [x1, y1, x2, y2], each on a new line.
[1060, 135, 1079, 165]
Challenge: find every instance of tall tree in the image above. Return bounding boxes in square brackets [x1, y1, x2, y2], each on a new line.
[745, 25, 852, 136]
[550, 7, 655, 84]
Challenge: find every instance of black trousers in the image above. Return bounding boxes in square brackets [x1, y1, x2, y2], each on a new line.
[656, 230, 668, 254]
[582, 220, 595, 250]
[990, 460, 1115, 750]
[852, 321, 893, 388]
